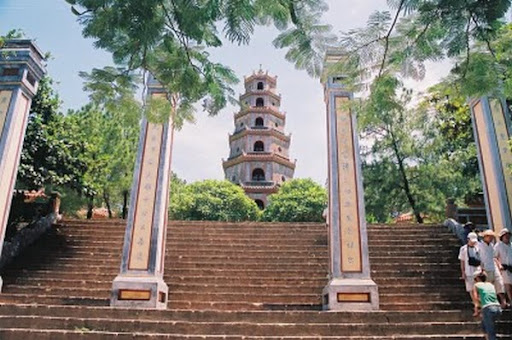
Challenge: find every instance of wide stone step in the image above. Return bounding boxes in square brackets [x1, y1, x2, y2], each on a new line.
[374, 277, 464, 285]
[1, 303, 499, 323]
[380, 301, 473, 311]
[3, 274, 328, 286]
[371, 269, 460, 277]
[0, 315, 498, 336]
[23, 248, 330, 258]
[379, 292, 468, 303]
[51, 238, 330, 247]
[1, 280, 466, 296]
[2, 287, 325, 304]
[7, 262, 330, 272]
[0, 294, 109, 306]
[12, 255, 330, 266]
[2, 328, 504, 340]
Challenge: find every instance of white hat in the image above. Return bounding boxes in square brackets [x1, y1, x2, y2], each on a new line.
[467, 232, 478, 243]
[499, 228, 511, 238]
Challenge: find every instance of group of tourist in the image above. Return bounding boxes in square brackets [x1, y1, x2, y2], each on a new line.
[458, 225, 512, 340]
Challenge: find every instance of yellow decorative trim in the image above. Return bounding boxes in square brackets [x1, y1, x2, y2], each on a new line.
[337, 293, 370, 303]
[118, 290, 151, 301]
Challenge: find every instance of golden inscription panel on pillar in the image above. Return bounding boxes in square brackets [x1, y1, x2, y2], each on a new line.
[0, 93, 29, 230]
[128, 122, 164, 270]
[0, 90, 13, 135]
[335, 96, 362, 273]
[490, 99, 512, 233]
[472, 101, 505, 230]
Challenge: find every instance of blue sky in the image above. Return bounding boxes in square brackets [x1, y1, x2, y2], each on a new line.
[1, 0, 448, 184]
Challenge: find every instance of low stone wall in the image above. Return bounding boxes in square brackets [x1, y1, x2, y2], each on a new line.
[0, 192, 61, 270]
[444, 218, 489, 244]
[0, 213, 58, 270]
[443, 218, 466, 244]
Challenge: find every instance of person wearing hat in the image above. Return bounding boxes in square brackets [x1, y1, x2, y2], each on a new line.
[458, 232, 482, 314]
[473, 270, 502, 340]
[478, 229, 507, 309]
[494, 228, 512, 306]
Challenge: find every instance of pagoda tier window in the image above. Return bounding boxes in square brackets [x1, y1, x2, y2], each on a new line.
[252, 168, 265, 181]
[256, 98, 264, 107]
[254, 141, 264, 152]
[257, 82, 264, 90]
[255, 117, 264, 127]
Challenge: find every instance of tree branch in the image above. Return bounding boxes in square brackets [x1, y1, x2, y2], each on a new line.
[462, 14, 471, 79]
[160, 0, 204, 75]
[378, 0, 406, 78]
[470, 13, 497, 60]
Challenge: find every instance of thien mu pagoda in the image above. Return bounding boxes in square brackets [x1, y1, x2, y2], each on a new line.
[223, 69, 296, 209]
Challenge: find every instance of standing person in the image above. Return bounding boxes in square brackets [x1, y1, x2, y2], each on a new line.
[479, 229, 507, 308]
[494, 228, 512, 306]
[459, 232, 482, 315]
[473, 271, 502, 340]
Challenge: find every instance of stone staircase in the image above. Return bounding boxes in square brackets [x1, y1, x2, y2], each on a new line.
[0, 220, 510, 339]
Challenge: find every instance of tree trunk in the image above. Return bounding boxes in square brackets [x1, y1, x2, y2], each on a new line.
[87, 195, 94, 220]
[122, 190, 129, 219]
[103, 191, 113, 219]
[390, 131, 424, 224]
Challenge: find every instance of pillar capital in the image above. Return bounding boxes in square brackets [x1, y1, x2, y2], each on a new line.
[0, 39, 46, 97]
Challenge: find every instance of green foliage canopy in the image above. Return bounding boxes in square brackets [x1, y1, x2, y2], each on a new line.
[262, 178, 327, 222]
[17, 77, 89, 193]
[170, 179, 261, 221]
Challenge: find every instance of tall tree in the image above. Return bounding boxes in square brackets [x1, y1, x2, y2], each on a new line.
[17, 77, 89, 194]
[80, 67, 142, 218]
[359, 75, 481, 223]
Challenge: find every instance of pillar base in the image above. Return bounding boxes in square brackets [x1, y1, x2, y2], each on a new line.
[111, 275, 168, 310]
[322, 278, 379, 311]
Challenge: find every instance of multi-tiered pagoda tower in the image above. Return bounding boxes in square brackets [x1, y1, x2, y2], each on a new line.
[223, 69, 296, 209]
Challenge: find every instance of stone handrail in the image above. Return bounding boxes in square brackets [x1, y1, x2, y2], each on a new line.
[0, 192, 61, 270]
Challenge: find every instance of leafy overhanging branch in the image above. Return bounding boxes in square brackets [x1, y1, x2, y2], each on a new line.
[67, 0, 333, 123]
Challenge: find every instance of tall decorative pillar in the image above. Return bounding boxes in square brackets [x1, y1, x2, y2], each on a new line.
[0, 40, 45, 291]
[111, 75, 174, 309]
[321, 51, 379, 311]
[470, 97, 512, 234]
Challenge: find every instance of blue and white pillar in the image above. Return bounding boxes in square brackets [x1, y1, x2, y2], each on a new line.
[470, 97, 512, 234]
[111, 75, 174, 309]
[0, 40, 45, 291]
[322, 50, 379, 311]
